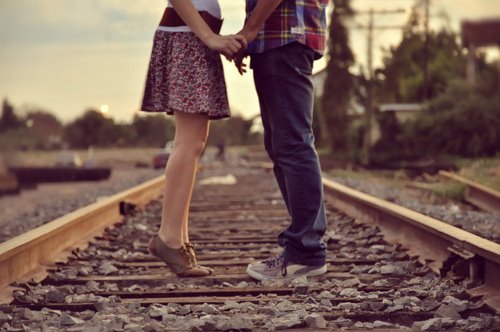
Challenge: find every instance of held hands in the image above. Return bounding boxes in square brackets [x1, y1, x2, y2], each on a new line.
[204, 26, 258, 75]
[204, 33, 247, 59]
[234, 50, 248, 75]
[232, 27, 258, 75]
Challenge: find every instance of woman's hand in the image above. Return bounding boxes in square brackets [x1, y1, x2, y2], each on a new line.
[203, 34, 247, 58]
[169, 0, 247, 58]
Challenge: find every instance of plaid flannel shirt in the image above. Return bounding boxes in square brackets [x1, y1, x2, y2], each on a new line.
[245, 0, 329, 59]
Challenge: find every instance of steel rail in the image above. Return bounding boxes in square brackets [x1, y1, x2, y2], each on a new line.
[322, 175, 500, 312]
[1, 165, 499, 311]
[0, 175, 165, 299]
[439, 170, 500, 214]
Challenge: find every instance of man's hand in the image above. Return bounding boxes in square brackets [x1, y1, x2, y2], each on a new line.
[234, 50, 249, 75]
[232, 26, 258, 74]
[230, 0, 283, 71]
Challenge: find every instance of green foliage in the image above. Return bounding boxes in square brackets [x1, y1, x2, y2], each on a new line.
[345, 116, 366, 161]
[0, 100, 259, 150]
[411, 181, 466, 201]
[321, 0, 355, 151]
[350, 8, 500, 163]
[131, 114, 175, 147]
[312, 97, 328, 148]
[65, 110, 117, 148]
[0, 99, 21, 133]
[457, 156, 500, 192]
[24, 110, 64, 149]
[0, 127, 39, 151]
[373, 80, 500, 160]
[378, 29, 465, 103]
[371, 112, 406, 162]
[0, 99, 39, 151]
[64, 111, 178, 149]
[26, 111, 63, 135]
[208, 116, 261, 146]
[406, 80, 500, 157]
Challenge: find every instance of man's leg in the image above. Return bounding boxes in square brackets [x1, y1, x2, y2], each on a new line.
[251, 42, 327, 267]
[258, 97, 291, 213]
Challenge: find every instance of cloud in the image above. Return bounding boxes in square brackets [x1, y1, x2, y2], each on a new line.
[0, 0, 164, 44]
[0, 1, 253, 45]
[2, 0, 498, 123]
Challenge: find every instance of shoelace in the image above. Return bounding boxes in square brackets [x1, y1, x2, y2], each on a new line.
[181, 246, 195, 266]
[264, 254, 289, 277]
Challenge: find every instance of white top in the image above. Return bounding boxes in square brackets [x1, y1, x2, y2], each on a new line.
[158, 0, 221, 32]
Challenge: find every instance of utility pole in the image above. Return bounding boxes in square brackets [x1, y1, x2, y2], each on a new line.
[423, 0, 431, 100]
[363, 9, 375, 167]
[353, 9, 405, 166]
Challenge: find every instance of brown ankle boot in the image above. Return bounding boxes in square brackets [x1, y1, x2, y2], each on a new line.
[148, 235, 211, 277]
[185, 242, 215, 274]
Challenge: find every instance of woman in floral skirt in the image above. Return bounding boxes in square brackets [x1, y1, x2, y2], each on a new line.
[141, 0, 246, 277]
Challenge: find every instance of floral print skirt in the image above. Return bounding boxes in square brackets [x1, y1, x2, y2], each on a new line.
[140, 30, 230, 120]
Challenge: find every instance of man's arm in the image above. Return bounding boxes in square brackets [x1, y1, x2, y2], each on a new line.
[235, 0, 284, 74]
[240, 0, 284, 43]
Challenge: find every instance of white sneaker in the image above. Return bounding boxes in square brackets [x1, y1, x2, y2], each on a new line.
[246, 254, 327, 281]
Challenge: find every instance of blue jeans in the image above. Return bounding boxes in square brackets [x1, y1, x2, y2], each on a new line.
[251, 42, 327, 266]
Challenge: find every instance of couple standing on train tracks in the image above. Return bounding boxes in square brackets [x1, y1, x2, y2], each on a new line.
[140, 0, 329, 280]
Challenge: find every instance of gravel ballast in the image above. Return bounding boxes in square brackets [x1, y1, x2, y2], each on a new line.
[331, 176, 500, 243]
[0, 168, 163, 243]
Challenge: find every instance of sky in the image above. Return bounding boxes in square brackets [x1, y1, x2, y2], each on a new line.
[0, 0, 499, 123]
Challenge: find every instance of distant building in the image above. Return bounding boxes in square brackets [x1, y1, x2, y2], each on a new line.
[370, 103, 424, 146]
[461, 18, 500, 86]
[378, 103, 425, 123]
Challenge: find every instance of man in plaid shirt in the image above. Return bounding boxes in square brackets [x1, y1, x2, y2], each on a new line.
[236, 0, 329, 281]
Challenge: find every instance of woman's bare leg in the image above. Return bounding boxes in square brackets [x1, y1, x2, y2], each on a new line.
[181, 197, 191, 244]
[158, 112, 209, 248]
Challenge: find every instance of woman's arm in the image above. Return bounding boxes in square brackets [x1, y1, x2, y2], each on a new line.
[169, 0, 246, 57]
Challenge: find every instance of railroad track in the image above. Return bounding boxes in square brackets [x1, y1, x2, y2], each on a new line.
[0, 157, 499, 330]
[439, 170, 500, 215]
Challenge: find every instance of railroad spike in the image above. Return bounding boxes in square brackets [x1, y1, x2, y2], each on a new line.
[119, 201, 138, 216]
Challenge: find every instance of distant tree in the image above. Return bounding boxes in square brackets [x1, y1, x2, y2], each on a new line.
[208, 116, 256, 146]
[0, 102, 64, 150]
[367, 7, 500, 162]
[132, 114, 175, 147]
[321, 0, 355, 152]
[0, 99, 21, 133]
[377, 21, 466, 103]
[108, 123, 138, 147]
[312, 96, 328, 148]
[64, 109, 117, 148]
[403, 80, 500, 157]
[25, 110, 63, 143]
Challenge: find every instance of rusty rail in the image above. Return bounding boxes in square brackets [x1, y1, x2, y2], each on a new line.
[439, 170, 500, 214]
[1, 160, 500, 327]
[322, 175, 500, 312]
[0, 175, 165, 297]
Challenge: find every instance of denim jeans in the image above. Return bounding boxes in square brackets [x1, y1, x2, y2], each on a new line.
[250, 42, 327, 266]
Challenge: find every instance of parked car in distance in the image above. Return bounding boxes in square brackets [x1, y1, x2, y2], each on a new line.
[153, 141, 174, 169]
[55, 152, 83, 168]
